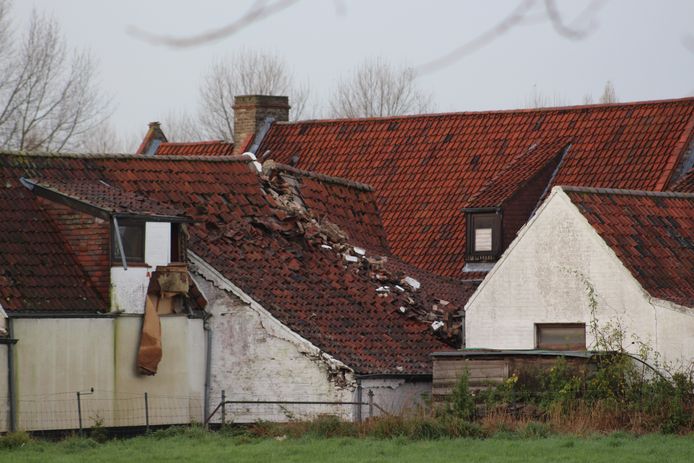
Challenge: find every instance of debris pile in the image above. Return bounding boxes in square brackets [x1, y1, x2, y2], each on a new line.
[249, 165, 464, 345]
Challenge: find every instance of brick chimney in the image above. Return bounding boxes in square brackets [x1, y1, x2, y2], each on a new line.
[233, 95, 289, 154]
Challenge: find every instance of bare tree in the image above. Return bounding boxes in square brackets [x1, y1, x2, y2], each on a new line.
[598, 80, 618, 104]
[524, 85, 568, 108]
[330, 57, 434, 118]
[0, 3, 111, 152]
[197, 49, 309, 141]
[162, 109, 206, 142]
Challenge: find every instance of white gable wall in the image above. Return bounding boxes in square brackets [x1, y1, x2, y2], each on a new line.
[465, 189, 694, 368]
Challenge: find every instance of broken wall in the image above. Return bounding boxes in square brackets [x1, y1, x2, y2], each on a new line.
[193, 273, 356, 423]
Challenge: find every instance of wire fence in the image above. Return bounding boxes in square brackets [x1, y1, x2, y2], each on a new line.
[206, 390, 386, 425]
[0, 390, 203, 434]
[0, 389, 386, 433]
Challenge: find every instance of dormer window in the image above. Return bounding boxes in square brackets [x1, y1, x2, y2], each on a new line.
[112, 219, 145, 263]
[466, 211, 501, 262]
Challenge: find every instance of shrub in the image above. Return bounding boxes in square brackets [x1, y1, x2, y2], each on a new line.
[448, 371, 476, 420]
[0, 431, 32, 449]
[408, 417, 448, 440]
[519, 421, 552, 438]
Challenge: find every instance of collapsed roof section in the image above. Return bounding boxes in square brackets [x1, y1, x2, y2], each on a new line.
[0, 151, 467, 374]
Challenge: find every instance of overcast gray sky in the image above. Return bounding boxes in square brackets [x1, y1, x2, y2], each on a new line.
[11, 0, 694, 144]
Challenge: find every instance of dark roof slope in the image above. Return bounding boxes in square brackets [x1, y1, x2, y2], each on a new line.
[564, 187, 694, 308]
[259, 98, 694, 277]
[0, 151, 460, 374]
[23, 178, 188, 220]
[670, 168, 694, 193]
[0, 177, 106, 313]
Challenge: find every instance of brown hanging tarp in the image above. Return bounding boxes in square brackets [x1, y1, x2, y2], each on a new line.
[137, 264, 190, 376]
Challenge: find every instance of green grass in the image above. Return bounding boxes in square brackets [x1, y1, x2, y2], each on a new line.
[1, 432, 693, 463]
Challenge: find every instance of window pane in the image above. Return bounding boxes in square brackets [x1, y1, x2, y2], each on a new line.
[537, 324, 586, 350]
[113, 221, 145, 262]
[475, 228, 493, 252]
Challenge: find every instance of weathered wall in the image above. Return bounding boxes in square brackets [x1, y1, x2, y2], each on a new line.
[3, 315, 204, 432]
[111, 222, 172, 314]
[465, 190, 694, 368]
[192, 272, 356, 423]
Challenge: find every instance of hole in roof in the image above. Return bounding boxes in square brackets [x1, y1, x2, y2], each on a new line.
[387, 122, 399, 131]
[443, 134, 453, 143]
[533, 115, 546, 131]
[470, 155, 480, 171]
[298, 125, 309, 135]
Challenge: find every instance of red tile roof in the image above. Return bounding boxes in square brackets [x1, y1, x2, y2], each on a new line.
[258, 98, 694, 277]
[155, 141, 234, 157]
[23, 178, 188, 220]
[670, 168, 694, 193]
[464, 138, 571, 208]
[0, 184, 106, 313]
[0, 151, 462, 374]
[564, 187, 694, 308]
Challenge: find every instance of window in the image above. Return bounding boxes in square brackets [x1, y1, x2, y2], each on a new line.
[536, 324, 586, 350]
[112, 219, 145, 263]
[466, 212, 501, 261]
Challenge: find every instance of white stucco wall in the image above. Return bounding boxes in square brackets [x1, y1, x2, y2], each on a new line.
[465, 189, 694, 369]
[111, 222, 172, 314]
[192, 270, 355, 423]
[3, 315, 204, 432]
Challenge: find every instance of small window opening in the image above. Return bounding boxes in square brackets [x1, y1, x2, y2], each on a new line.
[466, 212, 501, 261]
[536, 323, 586, 350]
[112, 219, 145, 263]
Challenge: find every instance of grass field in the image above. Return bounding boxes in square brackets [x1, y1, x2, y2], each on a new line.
[1, 431, 693, 463]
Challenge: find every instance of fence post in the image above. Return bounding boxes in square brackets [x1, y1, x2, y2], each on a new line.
[368, 390, 374, 418]
[76, 391, 83, 437]
[221, 390, 226, 426]
[144, 392, 150, 433]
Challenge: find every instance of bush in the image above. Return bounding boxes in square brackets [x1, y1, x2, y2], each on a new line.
[519, 421, 552, 438]
[408, 417, 448, 440]
[448, 371, 476, 420]
[305, 415, 355, 438]
[0, 431, 32, 449]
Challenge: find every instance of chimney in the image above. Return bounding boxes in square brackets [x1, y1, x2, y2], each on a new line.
[233, 95, 289, 154]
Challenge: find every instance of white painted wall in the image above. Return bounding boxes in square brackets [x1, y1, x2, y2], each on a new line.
[192, 272, 356, 423]
[1, 315, 204, 432]
[465, 189, 694, 369]
[111, 222, 172, 314]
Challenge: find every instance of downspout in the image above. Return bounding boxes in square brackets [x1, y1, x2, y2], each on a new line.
[355, 378, 363, 422]
[7, 318, 17, 432]
[203, 313, 212, 424]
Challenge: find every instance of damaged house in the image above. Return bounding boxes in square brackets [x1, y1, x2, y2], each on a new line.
[0, 149, 470, 430]
[0, 157, 207, 432]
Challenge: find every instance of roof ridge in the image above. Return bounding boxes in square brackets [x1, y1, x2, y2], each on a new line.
[263, 160, 375, 192]
[280, 96, 694, 126]
[559, 185, 694, 199]
[0, 150, 251, 163]
[160, 140, 231, 146]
